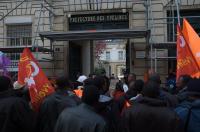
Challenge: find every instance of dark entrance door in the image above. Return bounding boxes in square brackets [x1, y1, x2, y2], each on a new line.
[68, 13, 129, 78]
[69, 43, 82, 81]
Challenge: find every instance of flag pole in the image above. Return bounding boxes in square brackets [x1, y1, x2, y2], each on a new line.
[175, 0, 181, 26]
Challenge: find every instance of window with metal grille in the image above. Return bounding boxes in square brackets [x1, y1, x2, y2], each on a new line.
[6, 24, 32, 60]
[7, 24, 32, 46]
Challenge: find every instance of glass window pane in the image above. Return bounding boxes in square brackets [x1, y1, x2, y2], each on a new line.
[106, 51, 110, 60]
[7, 24, 32, 60]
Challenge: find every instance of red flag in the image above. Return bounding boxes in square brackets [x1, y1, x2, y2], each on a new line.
[18, 48, 54, 111]
[176, 25, 200, 80]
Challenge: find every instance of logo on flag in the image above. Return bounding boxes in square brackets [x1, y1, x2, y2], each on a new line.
[182, 18, 200, 66]
[179, 36, 185, 48]
[176, 24, 200, 80]
[18, 48, 54, 111]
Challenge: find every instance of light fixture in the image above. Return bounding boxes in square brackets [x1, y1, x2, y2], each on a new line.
[122, 9, 126, 13]
[68, 13, 71, 18]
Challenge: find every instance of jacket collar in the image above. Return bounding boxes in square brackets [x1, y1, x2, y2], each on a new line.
[80, 103, 96, 112]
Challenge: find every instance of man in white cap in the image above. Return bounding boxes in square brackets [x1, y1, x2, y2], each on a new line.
[77, 75, 87, 84]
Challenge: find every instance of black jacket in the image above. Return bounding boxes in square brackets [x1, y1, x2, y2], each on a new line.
[122, 97, 183, 132]
[96, 95, 122, 132]
[55, 103, 107, 132]
[0, 90, 35, 132]
[37, 89, 81, 132]
[176, 87, 188, 103]
[160, 90, 179, 107]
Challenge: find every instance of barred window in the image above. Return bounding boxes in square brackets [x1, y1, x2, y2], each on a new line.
[6, 24, 32, 60]
[7, 24, 32, 46]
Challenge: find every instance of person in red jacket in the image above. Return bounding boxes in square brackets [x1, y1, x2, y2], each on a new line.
[113, 81, 125, 100]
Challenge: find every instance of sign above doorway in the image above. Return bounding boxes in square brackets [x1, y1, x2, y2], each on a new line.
[69, 13, 129, 24]
[68, 13, 129, 30]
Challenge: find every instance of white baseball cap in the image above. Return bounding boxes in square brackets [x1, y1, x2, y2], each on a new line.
[77, 75, 87, 83]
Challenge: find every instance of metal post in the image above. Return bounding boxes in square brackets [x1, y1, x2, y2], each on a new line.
[146, 0, 149, 29]
[33, 4, 42, 47]
[33, 3, 43, 59]
[175, 0, 181, 25]
[129, 40, 132, 73]
[96, 0, 98, 10]
[150, 43, 153, 70]
[42, 1, 45, 32]
[154, 48, 157, 72]
[172, 3, 175, 41]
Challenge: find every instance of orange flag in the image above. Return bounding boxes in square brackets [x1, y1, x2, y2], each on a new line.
[176, 24, 200, 80]
[182, 19, 200, 68]
[18, 48, 54, 111]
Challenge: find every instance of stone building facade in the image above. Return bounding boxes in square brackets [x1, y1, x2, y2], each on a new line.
[0, 0, 200, 81]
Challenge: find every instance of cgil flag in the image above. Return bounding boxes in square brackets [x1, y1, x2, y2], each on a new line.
[176, 24, 200, 80]
[182, 18, 200, 69]
[18, 48, 54, 111]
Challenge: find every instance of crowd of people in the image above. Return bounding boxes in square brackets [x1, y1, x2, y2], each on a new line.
[0, 72, 200, 132]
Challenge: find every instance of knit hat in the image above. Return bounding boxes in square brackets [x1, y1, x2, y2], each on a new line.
[77, 75, 87, 83]
[13, 81, 25, 90]
[187, 78, 200, 95]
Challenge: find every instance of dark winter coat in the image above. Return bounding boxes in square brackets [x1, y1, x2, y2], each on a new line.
[55, 103, 107, 132]
[176, 87, 188, 103]
[0, 90, 35, 132]
[175, 98, 200, 132]
[160, 90, 179, 107]
[96, 95, 122, 132]
[122, 97, 183, 132]
[37, 89, 81, 132]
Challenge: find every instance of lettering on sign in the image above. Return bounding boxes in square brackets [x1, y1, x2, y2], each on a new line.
[69, 13, 129, 24]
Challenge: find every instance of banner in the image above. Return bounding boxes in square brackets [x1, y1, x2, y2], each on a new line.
[176, 24, 200, 79]
[18, 48, 54, 111]
[182, 18, 200, 68]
